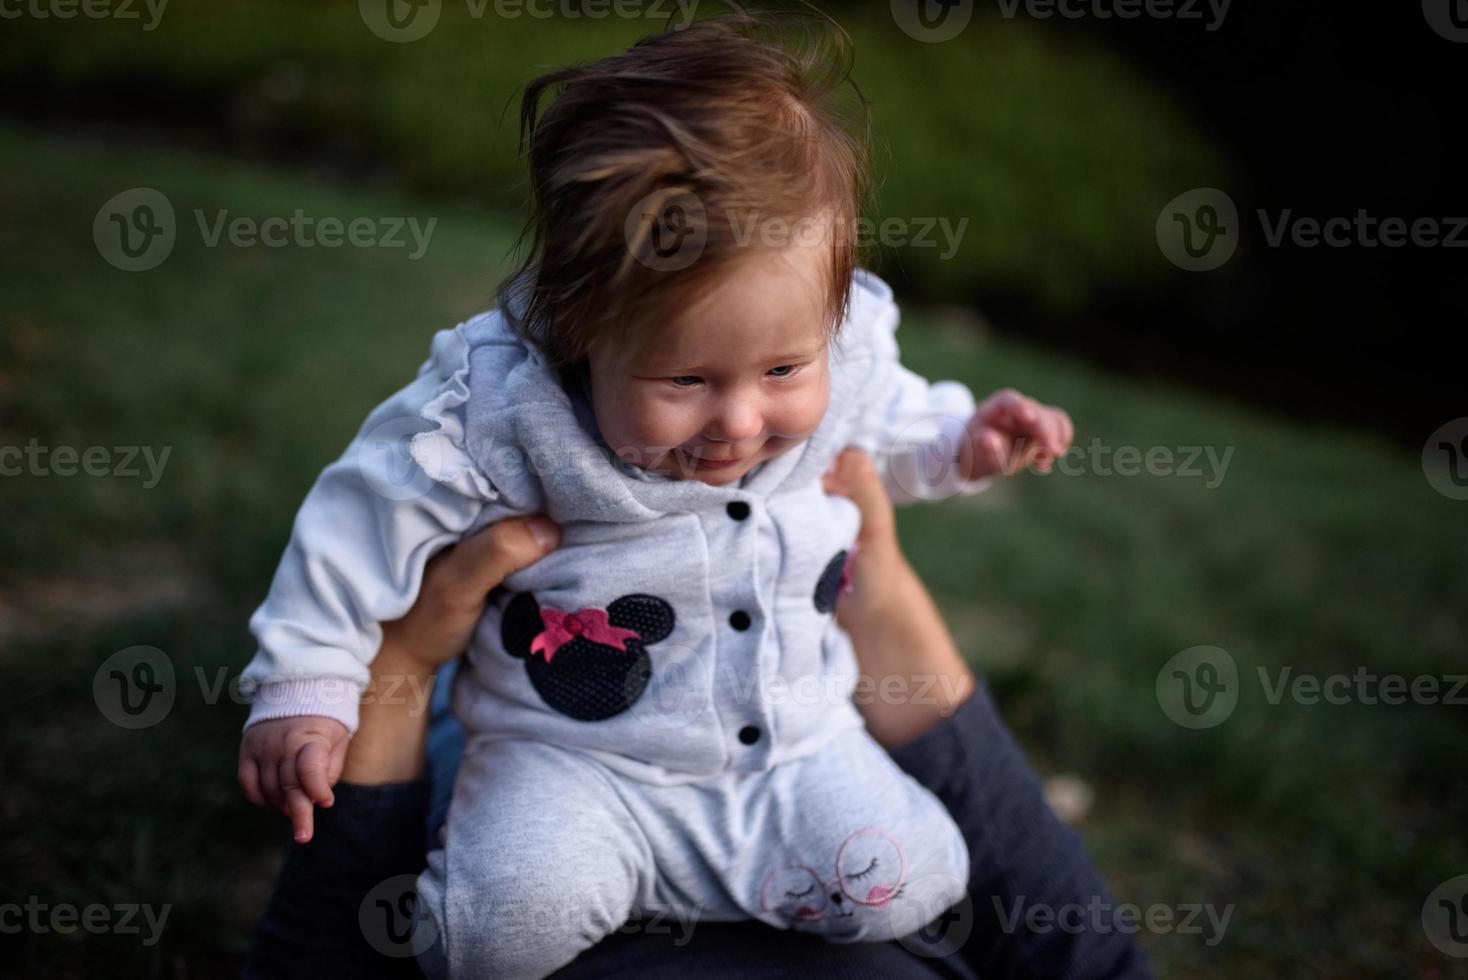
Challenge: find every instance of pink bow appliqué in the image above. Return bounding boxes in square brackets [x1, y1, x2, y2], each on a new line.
[839, 542, 860, 596]
[530, 606, 641, 664]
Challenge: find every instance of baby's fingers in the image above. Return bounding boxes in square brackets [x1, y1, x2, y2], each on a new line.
[297, 741, 335, 809]
[285, 786, 315, 844]
[327, 735, 350, 791]
[259, 756, 284, 812]
[278, 754, 315, 843]
[237, 754, 265, 808]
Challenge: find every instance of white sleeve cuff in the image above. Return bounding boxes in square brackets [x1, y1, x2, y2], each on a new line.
[242, 677, 362, 735]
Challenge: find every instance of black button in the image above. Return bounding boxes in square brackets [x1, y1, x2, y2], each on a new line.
[729, 610, 751, 631]
[726, 501, 751, 521]
[738, 725, 761, 744]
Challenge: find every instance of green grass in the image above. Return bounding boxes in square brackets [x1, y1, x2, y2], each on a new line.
[2, 0, 1226, 312]
[2, 125, 1465, 978]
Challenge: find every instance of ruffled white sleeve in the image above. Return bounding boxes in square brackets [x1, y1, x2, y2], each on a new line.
[238, 323, 522, 734]
[857, 272, 994, 506]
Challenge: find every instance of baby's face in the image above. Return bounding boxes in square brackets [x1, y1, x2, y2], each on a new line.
[587, 234, 834, 486]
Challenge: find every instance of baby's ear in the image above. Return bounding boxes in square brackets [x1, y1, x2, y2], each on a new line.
[500, 591, 543, 659]
[606, 594, 675, 645]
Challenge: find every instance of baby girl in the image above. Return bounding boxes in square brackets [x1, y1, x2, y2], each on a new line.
[236, 13, 1071, 979]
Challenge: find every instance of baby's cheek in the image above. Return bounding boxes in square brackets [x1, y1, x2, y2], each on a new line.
[612, 396, 698, 453]
[779, 378, 831, 439]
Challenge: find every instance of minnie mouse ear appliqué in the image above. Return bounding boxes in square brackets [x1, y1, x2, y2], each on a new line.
[501, 591, 675, 721]
[813, 545, 858, 614]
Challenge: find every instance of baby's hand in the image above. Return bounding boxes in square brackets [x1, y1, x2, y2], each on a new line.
[238, 715, 351, 844]
[961, 387, 1074, 480]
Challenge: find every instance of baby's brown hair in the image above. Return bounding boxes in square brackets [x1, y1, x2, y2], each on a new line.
[496, 6, 873, 370]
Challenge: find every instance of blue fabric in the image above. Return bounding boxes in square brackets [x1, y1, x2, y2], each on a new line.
[424, 658, 462, 845]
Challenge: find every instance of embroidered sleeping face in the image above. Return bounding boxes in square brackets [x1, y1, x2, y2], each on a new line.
[584, 218, 837, 487]
[760, 827, 908, 926]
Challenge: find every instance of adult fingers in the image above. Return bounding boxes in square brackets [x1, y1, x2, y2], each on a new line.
[822, 449, 896, 545]
[431, 515, 561, 607]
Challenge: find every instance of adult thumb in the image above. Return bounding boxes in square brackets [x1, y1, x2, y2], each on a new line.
[442, 514, 561, 598]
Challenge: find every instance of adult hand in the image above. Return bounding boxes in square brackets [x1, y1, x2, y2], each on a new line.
[340, 513, 561, 785]
[823, 448, 976, 749]
[379, 514, 561, 674]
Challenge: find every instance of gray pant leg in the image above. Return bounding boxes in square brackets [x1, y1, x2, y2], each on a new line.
[731, 725, 971, 944]
[414, 737, 654, 980]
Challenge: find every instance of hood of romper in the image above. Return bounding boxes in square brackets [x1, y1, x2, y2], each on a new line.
[409, 267, 897, 526]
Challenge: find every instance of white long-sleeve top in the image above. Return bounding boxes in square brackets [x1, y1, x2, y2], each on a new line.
[240, 268, 990, 780]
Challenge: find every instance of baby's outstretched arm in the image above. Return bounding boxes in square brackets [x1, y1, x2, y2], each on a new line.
[237, 322, 533, 841]
[959, 386, 1074, 480]
[856, 272, 1072, 501]
[238, 715, 350, 843]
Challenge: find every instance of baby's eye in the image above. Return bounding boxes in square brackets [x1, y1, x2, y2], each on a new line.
[845, 858, 879, 881]
[767, 365, 797, 378]
[670, 376, 703, 388]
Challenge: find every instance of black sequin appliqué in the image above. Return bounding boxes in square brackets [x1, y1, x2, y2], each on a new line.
[501, 592, 675, 721]
[814, 550, 849, 614]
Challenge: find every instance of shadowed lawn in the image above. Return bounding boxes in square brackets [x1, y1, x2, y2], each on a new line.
[1, 125, 1463, 978]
